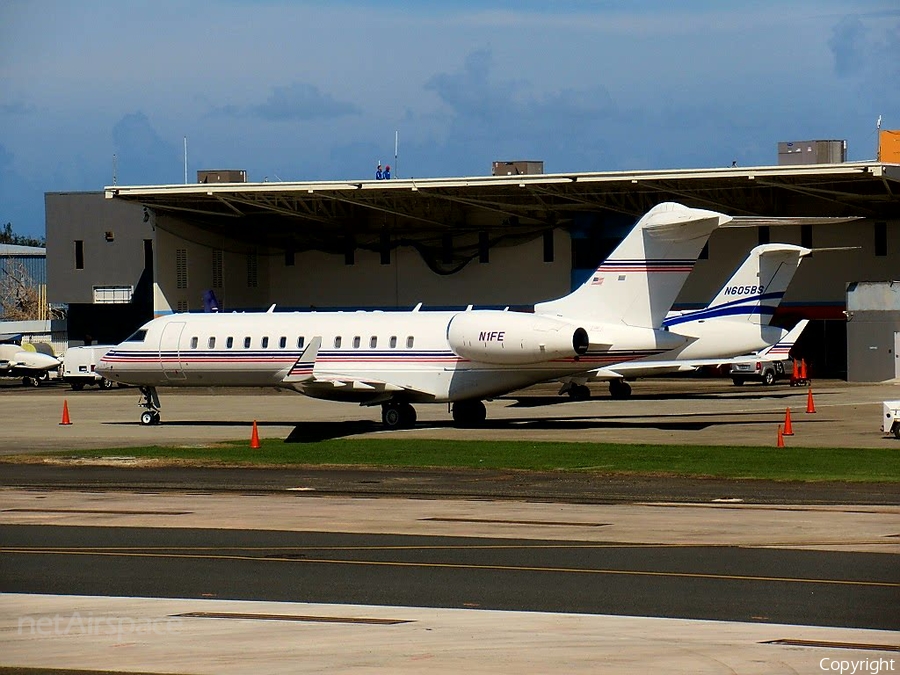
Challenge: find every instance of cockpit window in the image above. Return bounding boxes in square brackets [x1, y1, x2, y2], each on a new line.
[125, 329, 147, 342]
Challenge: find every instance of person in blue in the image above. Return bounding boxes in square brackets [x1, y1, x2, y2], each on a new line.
[375, 163, 383, 180]
[383, 165, 391, 179]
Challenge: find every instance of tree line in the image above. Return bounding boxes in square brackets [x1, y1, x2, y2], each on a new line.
[1, 223, 45, 248]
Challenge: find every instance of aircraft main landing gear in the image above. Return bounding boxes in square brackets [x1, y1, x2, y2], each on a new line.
[138, 386, 162, 425]
[608, 379, 632, 400]
[452, 399, 487, 427]
[381, 401, 417, 430]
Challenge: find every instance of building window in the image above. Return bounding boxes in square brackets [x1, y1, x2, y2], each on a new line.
[143, 239, 153, 272]
[226, 337, 234, 349]
[875, 222, 887, 257]
[212, 250, 223, 289]
[176, 249, 188, 289]
[246, 249, 258, 288]
[801, 224, 813, 249]
[543, 230, 554, 263]
[758, 226, 770, 246]
[74, 240, 84, 270]
[478, 231, 490, 263]
[208, 337, 216, 349]
[93, 285, 133, 304]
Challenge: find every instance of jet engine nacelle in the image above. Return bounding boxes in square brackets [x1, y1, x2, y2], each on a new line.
[447, 311, 589, 365]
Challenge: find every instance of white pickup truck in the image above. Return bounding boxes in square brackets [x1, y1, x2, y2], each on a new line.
[884, 401, 900, 439]
[61, 345, 116, 390]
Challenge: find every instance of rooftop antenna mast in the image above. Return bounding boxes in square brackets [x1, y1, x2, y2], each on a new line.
[394, 130, 399, 178]
[183, 136, 188, 184]
[112, 153, 117, 186]
[876, 115, 882, 161]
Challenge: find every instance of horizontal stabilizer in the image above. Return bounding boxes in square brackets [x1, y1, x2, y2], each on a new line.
[756, 319, 809, 359]
[282, 336, 321, 384]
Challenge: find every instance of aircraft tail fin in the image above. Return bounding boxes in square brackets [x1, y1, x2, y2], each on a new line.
[282, 336, 321, 384]
[757, 319, 809, 359]
[665, 243, 810, 330]
[535, 202, 728, 327]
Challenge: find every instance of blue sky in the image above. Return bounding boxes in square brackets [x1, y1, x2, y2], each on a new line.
[1, 1, 899, 237]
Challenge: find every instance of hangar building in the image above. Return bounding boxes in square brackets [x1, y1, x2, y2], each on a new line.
[46, 161, 900, 380]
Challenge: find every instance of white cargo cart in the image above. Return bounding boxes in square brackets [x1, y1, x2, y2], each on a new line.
[884, 400, 900, 439]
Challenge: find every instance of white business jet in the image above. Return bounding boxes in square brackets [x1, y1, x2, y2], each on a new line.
[560, 242, 812, 399]
[97, 202, 729, 428]
[0, 340, 61, 386]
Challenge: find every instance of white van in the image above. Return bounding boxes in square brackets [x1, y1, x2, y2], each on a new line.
[62, 345, 116, 390]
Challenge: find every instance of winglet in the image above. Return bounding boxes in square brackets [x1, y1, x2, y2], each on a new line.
[283, 336, 322, 384]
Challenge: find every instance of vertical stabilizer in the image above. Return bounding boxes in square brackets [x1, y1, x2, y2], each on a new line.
[665, 243, 811, 329]
[535, 202, 729, 327]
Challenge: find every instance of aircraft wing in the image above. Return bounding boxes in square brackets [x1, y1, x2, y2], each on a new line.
[281, 336, 432, 402]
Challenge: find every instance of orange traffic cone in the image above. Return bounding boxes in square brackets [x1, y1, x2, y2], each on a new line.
[800, 359, 808, 381]
[776, 424, 785, 448]
[250, 420, 260, 449]
[783, 407, 794, 436]
[806, 387, 816, 414]
[59, 399, 72, 426]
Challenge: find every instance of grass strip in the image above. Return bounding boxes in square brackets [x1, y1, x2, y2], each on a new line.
[14, 438, 900, 482]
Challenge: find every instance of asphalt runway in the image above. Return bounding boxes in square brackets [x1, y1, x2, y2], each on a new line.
[2, 525, 898, 631]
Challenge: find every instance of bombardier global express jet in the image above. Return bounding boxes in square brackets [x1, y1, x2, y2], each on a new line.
[98, 202, 729, 429]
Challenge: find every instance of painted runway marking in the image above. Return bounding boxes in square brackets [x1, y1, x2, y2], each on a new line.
[3, 547, 897, 588]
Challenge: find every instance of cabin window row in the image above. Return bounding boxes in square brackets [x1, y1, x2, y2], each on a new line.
[187, 335, 416, 349]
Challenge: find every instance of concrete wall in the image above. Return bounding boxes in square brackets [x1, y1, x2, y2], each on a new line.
[45, 192, 152, 304]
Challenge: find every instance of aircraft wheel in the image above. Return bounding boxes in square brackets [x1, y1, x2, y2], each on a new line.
[567, 384, 591, 401]
[452, 399, 486, 427]
[140, 410, 160, 426]
[382, 403, 402, 430]
[99, 378, 115, 390]
[399, 402, 417, 428]
[608, 380, 632, 400]
[22, 376, 39, 387]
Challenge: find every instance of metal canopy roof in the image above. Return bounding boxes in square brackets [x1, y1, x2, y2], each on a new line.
[105, 162, 900, 253]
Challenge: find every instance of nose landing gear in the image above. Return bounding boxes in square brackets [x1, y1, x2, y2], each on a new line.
[138, 387, 162, 425]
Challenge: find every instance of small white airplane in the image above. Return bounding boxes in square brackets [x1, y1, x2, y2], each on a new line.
[0, 341, 61, 386]
[560, 242, 812, 399]
[97, 202, 730, 428]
